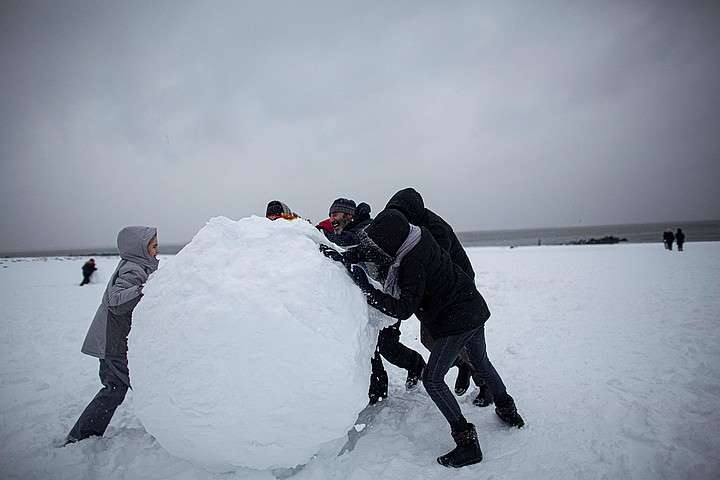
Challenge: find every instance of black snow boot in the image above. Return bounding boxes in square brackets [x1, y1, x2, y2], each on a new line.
[494, 394, 525, 428]
[368, 376, 388, 405]
[472, 383, 493, 407]
[454, 364, 471, 396]
[437, 423, 483, 468]
[405, 362, 424, 391]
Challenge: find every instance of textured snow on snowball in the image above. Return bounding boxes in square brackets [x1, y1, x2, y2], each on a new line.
[129, 216, 378, 471]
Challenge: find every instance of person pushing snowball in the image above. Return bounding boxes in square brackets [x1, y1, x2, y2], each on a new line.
[65, 226, 159, 444]
[323, 209, 524, 468]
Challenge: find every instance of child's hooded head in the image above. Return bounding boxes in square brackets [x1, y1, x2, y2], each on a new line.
[117, 226, 159, 272]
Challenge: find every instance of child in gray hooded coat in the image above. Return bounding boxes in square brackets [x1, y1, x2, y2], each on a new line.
[66, 226, 159, 443]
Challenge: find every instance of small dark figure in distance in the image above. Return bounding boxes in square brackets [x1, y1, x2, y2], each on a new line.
[663, 229, 675, 250]
[675, 228, 685, 251]
[80, 258, 97, 286]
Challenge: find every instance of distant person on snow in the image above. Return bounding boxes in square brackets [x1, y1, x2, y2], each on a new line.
[266, 200, 300, 221]
[675, 228, 685, 251]
[663, 229, 675, 250]
[65, 227, 159, 444]
[79, 258, 97, 286]
[385, 187, 490, 405]
[326, 209, 524, 468]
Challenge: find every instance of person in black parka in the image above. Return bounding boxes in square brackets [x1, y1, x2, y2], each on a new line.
[80, 258, 97, 286]
[386, 188, 488, 403]
[675, 228, 685, 251]
[663, 229, 675, 250]
[386, 188, 474, 277]
[328, 209, 524, 468]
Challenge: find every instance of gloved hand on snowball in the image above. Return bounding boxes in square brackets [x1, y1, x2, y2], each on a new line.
[350, 265, 373, 294]
[319, 245, 362, 272]
[319, 244, 343, 263]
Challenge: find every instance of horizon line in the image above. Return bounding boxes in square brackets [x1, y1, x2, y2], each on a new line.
[2, 218, 718, 258]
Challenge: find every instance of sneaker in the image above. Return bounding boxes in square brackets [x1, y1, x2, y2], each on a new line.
[437, 423, 483, 468]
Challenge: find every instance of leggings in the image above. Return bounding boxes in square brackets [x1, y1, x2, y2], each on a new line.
[422, 326, 507, 432]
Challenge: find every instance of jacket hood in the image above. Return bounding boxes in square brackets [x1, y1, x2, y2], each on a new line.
[364, 209, 410, 257]
[354, 202, 372, 223]
[117, 226, 159, 272]
[385, 188, 425, 224]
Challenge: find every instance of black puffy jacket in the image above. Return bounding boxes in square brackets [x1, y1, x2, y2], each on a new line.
[361, 210, 490, 338]
[386, 188, 475, 280]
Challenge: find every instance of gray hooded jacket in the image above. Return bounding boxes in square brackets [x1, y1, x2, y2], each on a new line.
[81, 226, 159, 362]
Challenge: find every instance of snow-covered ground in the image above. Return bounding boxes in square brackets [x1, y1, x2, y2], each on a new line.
[1, 243, 719, 479]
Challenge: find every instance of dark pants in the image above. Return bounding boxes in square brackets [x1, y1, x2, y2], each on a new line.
[69, 359, 129, 440]
[79, 274, 91, 286]
[421, 325, 486, 387]
[422, 326, 508, 432]
[369, 321, 426, 398]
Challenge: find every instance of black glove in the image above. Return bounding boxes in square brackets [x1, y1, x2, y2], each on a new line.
[319, 244, 344, 263]
[350, 265, 372, 293]
[342, 247, 361, 266]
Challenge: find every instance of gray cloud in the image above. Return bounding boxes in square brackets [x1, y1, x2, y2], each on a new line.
[1, 0, 719, 252]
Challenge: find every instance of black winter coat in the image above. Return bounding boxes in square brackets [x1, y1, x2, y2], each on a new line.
[82, 262, 97, 277]
[386, 188, 475, 279]
[360, 228, 490, 338]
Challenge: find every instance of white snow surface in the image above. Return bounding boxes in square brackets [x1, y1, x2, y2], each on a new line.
[1, 242, 719, 479]
[130, 216, 376, 470]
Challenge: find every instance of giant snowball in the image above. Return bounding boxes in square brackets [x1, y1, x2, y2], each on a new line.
[129, 216, 379, 471]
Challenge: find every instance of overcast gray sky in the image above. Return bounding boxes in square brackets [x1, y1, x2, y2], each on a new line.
[1, 0, 719, 253]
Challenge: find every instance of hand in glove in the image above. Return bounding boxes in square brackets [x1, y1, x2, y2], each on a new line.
[350, 265, 372, 293]
[319, 244, 344, 263]
[342, 247, 361, 266]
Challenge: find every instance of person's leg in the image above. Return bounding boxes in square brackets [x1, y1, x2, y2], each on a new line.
[377, 321, 425, 387]
[422, 331, 473, 432]
[423, 324, 477, 396]
[425, 330, 484, 468]
[454, 348, 481, 395]
[368, 349, 388, 404]
[462, 327, 507, 399]
[463, 327, 524, 427]
[68, 359, 129, 441]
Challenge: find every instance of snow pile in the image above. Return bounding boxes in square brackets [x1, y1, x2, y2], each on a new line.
[128, 216, 377, 471]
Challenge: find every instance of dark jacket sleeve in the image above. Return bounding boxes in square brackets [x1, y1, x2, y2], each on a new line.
[362, 257, 425, 320]
[324, 229, 360, 247]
